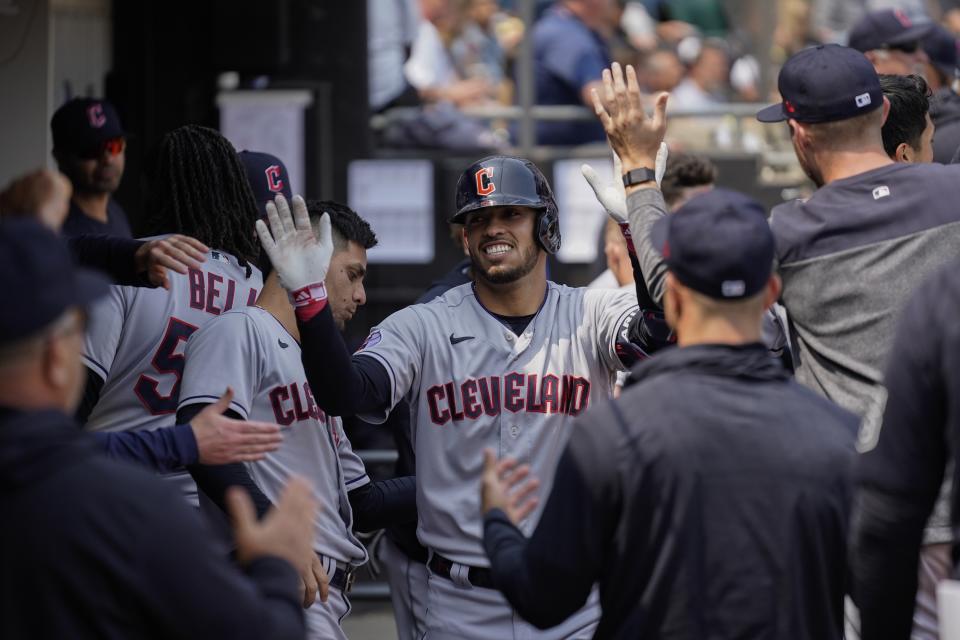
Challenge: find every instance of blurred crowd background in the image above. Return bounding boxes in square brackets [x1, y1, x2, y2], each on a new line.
[3, 0, 960, 346]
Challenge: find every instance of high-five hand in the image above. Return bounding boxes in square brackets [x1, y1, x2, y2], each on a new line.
[256, 194, 334, 321]
[591, 62, 669, 175]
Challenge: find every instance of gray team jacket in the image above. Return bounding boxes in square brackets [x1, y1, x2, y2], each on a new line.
[626, 163, 960, 542]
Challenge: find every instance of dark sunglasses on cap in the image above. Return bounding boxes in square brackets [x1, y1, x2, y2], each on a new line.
[885, 40, 920, 54]
[76, 137, 126, 160]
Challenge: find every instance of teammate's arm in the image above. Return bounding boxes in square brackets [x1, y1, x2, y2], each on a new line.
[851, 278, 950, 638]
[348, 477, 417, 533]
[296, 308, 393, 417]
[482, 414, 616, 629]
[67, 234, 207, 289]
[178, 402, 275, 518]
[589, 63, 672, 307]
[94, 424, 197, 472]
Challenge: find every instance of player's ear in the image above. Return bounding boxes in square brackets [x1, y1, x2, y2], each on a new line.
[763, 274, 782, 311]
[894, 142, 912, 164]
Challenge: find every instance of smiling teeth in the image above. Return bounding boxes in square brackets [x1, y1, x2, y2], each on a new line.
[485, 244, 511, 256]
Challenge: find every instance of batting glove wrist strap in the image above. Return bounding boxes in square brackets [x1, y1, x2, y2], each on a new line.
[290, 282, 328, 322]
[618, 222, 638, 256]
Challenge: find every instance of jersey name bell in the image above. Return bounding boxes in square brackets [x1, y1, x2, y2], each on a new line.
[83, 240, 262, 502]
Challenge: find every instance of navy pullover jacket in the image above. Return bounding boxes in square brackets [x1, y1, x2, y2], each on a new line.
[484, 343, 858, 639]
[0, 407, 304, 640]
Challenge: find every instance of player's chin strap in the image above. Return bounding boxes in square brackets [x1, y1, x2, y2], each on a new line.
[290, 282, 328, 322]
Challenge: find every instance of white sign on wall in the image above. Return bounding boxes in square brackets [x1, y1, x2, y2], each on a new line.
[348, 159, 434, 264]
[551, 158, 614, 264]
[218, 90, 314, 195]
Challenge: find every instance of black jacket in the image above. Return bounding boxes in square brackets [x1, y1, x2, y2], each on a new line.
[852, 258, 960, 639]
[0, 408, 304, 640]
[484, 343, 858, 639]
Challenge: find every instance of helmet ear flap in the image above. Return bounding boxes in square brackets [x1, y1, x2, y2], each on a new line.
[537, 207, 561, 254]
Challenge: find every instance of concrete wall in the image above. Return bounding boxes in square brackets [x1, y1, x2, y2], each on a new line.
[0, 0, 111, 185]
[0, 0, 52, 184]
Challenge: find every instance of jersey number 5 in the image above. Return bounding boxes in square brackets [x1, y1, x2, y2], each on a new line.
[134, 317, 199, 415]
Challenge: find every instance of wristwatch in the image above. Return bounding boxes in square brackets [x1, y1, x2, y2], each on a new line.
[622, 168, 657, 188]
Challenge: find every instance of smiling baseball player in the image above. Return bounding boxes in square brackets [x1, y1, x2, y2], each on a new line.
[256, 156, 674, 640]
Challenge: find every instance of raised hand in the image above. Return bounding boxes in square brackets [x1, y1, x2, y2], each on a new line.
[591, 62, 669, 174]
[256, 194, 333, 294]
[256, 194, 333, 320]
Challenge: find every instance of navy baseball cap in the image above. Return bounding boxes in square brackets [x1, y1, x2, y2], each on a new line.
[0, 218, 109, 346]
[239, 150, 293, 215]
[848, 9, 933, 53]
[650, 189, 774, 300]
[923, 24, 959, 79]
[51, 98, 125, 158]
[756, 45, 883, 124]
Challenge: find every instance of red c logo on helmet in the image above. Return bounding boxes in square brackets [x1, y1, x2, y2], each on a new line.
[265, 165, 284, 192]
[475, 167, 496, 196]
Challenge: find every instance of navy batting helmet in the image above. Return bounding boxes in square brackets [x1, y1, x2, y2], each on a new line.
[451, 155, 561, 254]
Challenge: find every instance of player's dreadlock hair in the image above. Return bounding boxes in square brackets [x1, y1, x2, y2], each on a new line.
[143, 125, 260, 277]
[307, 200, 378, 251]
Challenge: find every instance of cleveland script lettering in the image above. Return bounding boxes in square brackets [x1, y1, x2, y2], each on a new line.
[427, 373, 590, 425]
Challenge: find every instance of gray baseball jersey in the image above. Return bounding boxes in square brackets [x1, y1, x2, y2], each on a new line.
[178, 306, 368, 566]
[356, 281, 637, 566]
[82, 239, 262, 501]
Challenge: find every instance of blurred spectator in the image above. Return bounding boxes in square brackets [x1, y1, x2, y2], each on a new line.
[368, 0, 421, 112]
[607, 0, 644, 66]
[775, 0, 818, 61]
[532, 0, 612, 145]
[405, 0, 497, 107]
[619, 1, 658, 51]
[730, 54, 761, 102]
[644, 0, 728, 38]
[922, 23, 958, 92]
[879, 74, 933, 164]
[848, 9, 933, 77]
[450, 0, 508, 87]
[50, 98, 132, 239]
[810, 0, 867, 43]
[639, 48, 684, 92]
[669, 39, 730, 110]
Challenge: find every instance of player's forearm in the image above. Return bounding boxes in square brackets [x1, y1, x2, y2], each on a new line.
[625, 188, 670, 307]
[296, 306, 390, 417]
[483, 510, 582, 629]
[178, 403, 274, 519]
[94, 423, 198, 472]
[75, 367, 103, 425]
[348, 476, 417, 533]
[66, 234, 152, 287]
[850, 487, 930, 639]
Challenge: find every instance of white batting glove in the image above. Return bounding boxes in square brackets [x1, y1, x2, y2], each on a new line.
[256, 194, 334, 321]
[581, 143, 668, 254]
